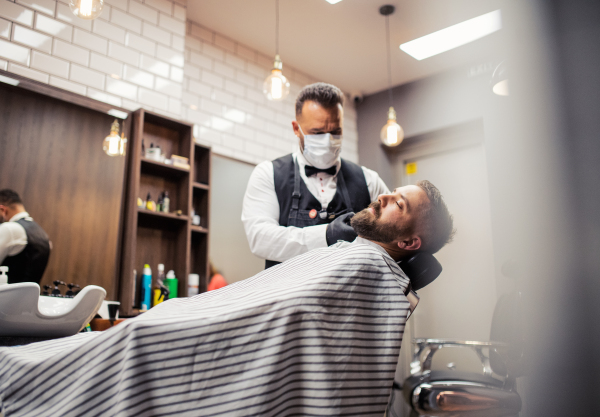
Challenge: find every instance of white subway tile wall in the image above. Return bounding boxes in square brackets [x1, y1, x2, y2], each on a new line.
[8, 61, 47, 82]
[0, 0, 186, 120]
[0, 0, 359, 165]
[0, 17, 11, 38]
[182, 21, 358, 164]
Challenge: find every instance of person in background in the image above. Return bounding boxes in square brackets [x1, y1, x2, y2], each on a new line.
[208, 262, 228, 291]
[0, 189, 51, 284]
[242, 82, 390, 269]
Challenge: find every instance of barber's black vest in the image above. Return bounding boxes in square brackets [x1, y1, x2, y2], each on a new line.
[265, 154, 371, 269]
[1, 218, 51, 284]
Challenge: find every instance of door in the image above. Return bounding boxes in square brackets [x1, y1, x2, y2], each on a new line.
[395, 143, 497, 397]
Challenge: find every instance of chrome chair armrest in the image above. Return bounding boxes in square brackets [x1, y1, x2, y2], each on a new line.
[410, 338, 509, 375]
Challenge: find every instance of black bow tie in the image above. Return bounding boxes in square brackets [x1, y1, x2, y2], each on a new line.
[305, 165, 337, 177]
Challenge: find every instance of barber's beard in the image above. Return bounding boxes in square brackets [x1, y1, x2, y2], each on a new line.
[351, 201, 406, 244]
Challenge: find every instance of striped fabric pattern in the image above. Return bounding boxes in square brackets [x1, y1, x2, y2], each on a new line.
[0, 241, 410, 417]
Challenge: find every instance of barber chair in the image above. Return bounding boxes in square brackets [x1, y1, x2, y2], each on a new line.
[387, 289, 524, 417]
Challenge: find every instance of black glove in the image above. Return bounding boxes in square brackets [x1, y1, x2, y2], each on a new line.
[326, 212, 357, 246]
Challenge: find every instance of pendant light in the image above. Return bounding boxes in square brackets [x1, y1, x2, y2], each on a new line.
[103, 119, 127, 157]
[379, 5, 404, 147]
[263, 0, 290, 101]
[70, 0, 104, 20]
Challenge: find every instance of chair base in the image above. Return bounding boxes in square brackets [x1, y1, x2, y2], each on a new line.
[390, 371, 521, 417]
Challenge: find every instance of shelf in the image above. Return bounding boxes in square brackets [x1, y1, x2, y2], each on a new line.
[138, 208, 189, 221]
[140, 157, 189, 177]
[193, 182, 210, 190]
[191, 225, 208, 234]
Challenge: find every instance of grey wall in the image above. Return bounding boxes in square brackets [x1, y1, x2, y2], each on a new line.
[356, 66, 491, 188]
[355, 58, 524, 295]
[209, 155, 264, 284]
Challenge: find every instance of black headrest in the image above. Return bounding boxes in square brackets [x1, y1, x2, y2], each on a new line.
[398, 253, 442, 291]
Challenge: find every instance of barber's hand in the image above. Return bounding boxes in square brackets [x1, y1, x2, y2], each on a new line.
[326, 212, 357, 246]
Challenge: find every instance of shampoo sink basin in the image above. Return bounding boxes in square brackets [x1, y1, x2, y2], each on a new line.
[0, 283, 106, 337]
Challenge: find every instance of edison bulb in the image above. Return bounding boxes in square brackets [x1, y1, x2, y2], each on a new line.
[380, 107, 404, 147]
[70, 0, 104, 20]
[103, 132, 120, 156]
[263, 55, 290, 101]
[103, 119, 125, 156]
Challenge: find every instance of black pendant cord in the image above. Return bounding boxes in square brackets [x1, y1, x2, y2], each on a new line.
[275, 0, 280, 55]
[385, 14, 393, 107]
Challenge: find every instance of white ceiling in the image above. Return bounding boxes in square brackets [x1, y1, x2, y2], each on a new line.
[187, 0, 505, 95]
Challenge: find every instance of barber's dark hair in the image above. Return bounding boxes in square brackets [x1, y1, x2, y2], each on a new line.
[0, 189, 23, 207]
[295, 82, 344, 117]
[416, 180, 455, 254]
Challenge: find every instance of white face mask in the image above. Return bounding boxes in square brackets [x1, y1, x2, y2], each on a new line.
[299, 127, 343, 169]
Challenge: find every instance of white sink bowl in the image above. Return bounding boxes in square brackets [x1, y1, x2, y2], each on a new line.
[0, 283, 106, 337]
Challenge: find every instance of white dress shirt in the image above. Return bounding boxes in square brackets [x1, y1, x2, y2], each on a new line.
[242, 152, 390, 262]
[0, 212, 30, 264]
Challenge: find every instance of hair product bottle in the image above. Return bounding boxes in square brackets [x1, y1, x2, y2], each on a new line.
[165, 270, 178, 298]
[188, 274, 199, 297]
[152, 264, 167, 307]
[162, 191, 170, 213]
[140, 264, 152, 311]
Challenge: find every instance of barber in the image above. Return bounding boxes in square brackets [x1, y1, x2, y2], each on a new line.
[242, 82, 390, 268]
[0, 189, 51, 283]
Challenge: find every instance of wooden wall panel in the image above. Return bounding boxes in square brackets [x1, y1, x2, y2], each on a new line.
[0, 83, 126, 299]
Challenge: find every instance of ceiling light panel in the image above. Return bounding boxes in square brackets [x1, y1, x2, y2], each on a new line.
[400, 10, 502, 60]
[325, 0, 343, 4]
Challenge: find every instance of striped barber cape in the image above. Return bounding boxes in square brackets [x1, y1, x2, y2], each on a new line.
[0, 238, 411, 417]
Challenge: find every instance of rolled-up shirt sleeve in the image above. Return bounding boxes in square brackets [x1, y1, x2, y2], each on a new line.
[0, 222, 27, 265]
[242, 161, 328, 262]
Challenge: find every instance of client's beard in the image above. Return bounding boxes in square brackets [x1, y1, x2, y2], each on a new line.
[351, 201, 407, 244]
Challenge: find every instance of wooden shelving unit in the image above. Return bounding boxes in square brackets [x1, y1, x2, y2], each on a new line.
[119, 109, 211, 316]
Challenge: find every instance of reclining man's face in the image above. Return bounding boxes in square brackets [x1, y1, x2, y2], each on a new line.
[351, 185, 430, 249]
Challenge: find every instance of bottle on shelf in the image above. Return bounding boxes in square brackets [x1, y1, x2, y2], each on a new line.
[162, 191, 170, 213]
[156, 192, 164, 213]
[152, 264, 169, 307]
[145, 142, 156, 159]
[140, 264, 152, 311]
[132, 269, 138, 308]
[145, 192, 156, 211]
[165, 270, 178, 298]
[188, 274, 199, 297]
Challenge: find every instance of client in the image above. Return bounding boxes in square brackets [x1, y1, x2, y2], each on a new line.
[0, 181, 454, 417]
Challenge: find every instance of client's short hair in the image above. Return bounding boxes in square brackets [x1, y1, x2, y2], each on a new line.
[0, 189, 23, 207]
[296, 82, 344, 117]
[416, 180, 455, 254]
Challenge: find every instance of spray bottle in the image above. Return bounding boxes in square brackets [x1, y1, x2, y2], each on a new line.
[152, 264, 169, 307]
[141, 264, 152, 311]
[165, 270, 178, 298]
